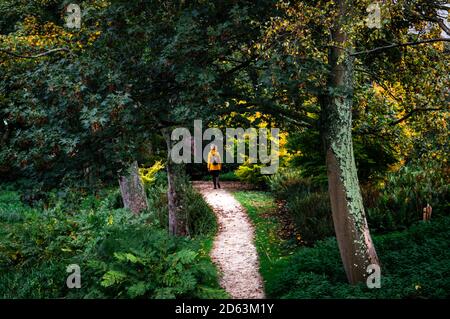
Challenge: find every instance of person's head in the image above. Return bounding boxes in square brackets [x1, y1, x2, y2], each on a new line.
[210, 144, 217, 151]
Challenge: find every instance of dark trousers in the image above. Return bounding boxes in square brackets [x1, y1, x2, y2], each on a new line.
[211, 170, 220, 188]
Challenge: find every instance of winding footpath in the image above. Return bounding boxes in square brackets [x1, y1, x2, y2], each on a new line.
[193, 181, 265, 299]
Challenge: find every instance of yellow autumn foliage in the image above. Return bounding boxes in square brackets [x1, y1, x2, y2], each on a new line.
[139, 161, 165, 187]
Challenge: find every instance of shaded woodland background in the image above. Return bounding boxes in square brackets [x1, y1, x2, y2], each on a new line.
[0, 0, 449, 298]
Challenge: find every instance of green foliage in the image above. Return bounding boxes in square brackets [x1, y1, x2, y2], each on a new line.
[219, 171, 240, 181]
[285, 130, 328, 184]
[269, 162, 449, 243]
[201, 171, 239, 182]
[182, 185, 217, 237]
[1, 0, 448, 301]
[366, 161, 449, 233]
[286, 128, 399, 184]
[145, 172, 217, 237]
[268, 170, 333, 244]
[0, 187, 226, 299]
[268, 169, 320, 199]
[91, 227, 225, 299]
[235, 162, 269, 187]
[286, 192, 334, 244]
[0, 189, 39, 222]
[146, 183, 169, 228]
[266, 216, 450, 299]
[0, 0, 276, 189]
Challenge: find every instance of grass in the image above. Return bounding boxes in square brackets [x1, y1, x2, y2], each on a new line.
[234, 190, 450, 299]
[233, 191, 296, 291]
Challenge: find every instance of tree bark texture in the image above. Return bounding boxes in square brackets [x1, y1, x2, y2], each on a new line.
[321, 0, 379, 284]
[119, 161, 149, 214]
[162, 128, 188, 236]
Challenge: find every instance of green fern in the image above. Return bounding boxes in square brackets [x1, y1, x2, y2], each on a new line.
[113, 252, 142, 264]
[127, 282, 147, 298]
[101, 270, 127, 288]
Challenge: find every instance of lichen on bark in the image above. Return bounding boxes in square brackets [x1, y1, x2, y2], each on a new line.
[322, 44, 379, 284]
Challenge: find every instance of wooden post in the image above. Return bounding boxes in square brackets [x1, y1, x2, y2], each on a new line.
[423, 204, 432, 221]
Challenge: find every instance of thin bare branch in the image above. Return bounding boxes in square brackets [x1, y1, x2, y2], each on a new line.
[437, 19, 450, 36]
[388, 107, 446, 127]
[0, 48, 70, 59]
[352, 38, 450, 56]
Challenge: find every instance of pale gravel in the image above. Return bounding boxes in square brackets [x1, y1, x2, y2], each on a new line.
[193, 181, 265, 299]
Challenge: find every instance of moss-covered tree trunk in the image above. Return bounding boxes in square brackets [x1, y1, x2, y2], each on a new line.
[321, 0, 379, 284]
[162, 128, 187, 236]
[119, 161, 148, 214]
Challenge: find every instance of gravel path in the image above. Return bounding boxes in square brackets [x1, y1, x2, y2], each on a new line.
[193, 181, 265, 299]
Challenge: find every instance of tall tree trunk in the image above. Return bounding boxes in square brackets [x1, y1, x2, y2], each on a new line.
[119, 161, 149, 214]
[321, 0, 379, 284]
[162, 128, 188, 236]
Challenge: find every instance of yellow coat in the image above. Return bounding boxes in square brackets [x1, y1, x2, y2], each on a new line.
[207, 150, 222, 171]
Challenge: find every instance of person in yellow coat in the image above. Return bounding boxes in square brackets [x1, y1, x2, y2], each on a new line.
[207, 144, 222, 189]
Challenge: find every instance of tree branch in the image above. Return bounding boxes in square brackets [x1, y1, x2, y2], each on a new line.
[0, 47, 70, 59]
[388, 107, 445, 127]
[219, 54, 257, 79]
[358, 106, 446, 136]
[352, 38, 450, 56]
[437, 19, 450, 36]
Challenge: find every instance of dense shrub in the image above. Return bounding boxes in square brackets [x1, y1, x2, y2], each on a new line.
[0, 186, 225, 299]
[269, 170, 333, 244]
[286, 125, 399, 184]
[366, 161, 449, 233]
[145, 171, 217, 237]
[182, 186, 217, 237]
[146, 172, 170, 227]
[89, 225, 225, 299]
[267, 216, 450, 299]
[269, 163, 449, 243]
[235, 163, 269, 187]
[0, 190, 39, 222]
[218, 171, 240, 181]
[268, 169, 322, 200]
[287, 192, 334, 244]
[201, 171, 239, 182]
